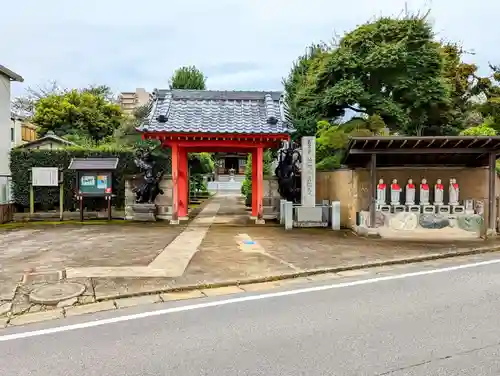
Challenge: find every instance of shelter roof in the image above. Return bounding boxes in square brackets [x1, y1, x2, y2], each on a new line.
[343, 136, 500, 167]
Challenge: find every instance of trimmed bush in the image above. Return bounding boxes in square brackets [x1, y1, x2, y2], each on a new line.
[10, 146, 171, 210]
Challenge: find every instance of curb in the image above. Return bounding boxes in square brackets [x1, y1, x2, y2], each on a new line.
[93, 245, 500, 302]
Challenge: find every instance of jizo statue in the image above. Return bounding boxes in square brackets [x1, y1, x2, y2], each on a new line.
[420, 178, 430, 205]
[376, 178, 387, 205]
[405, 178, 416, 205]
[390, 179, 401, 205]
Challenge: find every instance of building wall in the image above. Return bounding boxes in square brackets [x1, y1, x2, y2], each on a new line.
[21, 140, 66, 150]
[119, 88, 150, 115]
[317, 168, 500, 229]
[0, 74, 11, 176]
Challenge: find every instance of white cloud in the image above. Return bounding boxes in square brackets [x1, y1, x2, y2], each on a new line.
[2, 0, 499, 97]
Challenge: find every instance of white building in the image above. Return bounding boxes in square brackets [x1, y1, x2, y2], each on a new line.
[0, 64, 23, 203]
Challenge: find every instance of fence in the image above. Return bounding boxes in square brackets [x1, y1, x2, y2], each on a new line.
[0, 175, 13, 223]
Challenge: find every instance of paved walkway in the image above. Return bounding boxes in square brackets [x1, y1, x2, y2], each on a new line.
[2, 192, 498, 323]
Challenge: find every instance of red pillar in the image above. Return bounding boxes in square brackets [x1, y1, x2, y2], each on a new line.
[252, 150, 258, 217]
[256, 146, 264, 219]
[178, 147, 189, 218]
[171, 143, 179, 222]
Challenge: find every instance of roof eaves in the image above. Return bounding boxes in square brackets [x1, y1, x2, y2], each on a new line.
[0, 64, 24, 82]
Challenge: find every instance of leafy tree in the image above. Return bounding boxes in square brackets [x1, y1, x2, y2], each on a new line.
[32, 89, 123, 141]
[11, 80, 65, 117]
[169, 66, 207, 90]
[477, 64, 500, 130]
[293, 15, 453, 136]
[282, 43, 330, 139]
[316, 115, 386, 169]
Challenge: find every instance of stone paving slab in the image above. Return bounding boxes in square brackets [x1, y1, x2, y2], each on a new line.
[0, 223, 185, 288]
[239, 281, 281, 292]
[9, 309, 63, 326]
[0, 302, 12, 316]
[94, 278, 172, 301]
[115, 294, 161, 309]
[0, 282, 18, 301]
[201, 286, 244, 297]
[64, 301, 116, 317]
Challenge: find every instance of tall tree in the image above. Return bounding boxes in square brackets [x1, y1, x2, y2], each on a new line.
[282, 43, 330, 140]
[169, 66, 207, 90]
[32, 89, 123, 141]
[294, 15, 454, 136]
[11, 80, 65, 117]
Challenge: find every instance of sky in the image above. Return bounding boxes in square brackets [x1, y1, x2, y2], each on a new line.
[2, 0, 500, 99]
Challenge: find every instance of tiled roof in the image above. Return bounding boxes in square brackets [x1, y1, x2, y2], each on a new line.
[68, 158, 119, 170]
[138, 89, 291, 134]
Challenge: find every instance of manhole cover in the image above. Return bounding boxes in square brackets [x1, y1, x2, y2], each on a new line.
[29, 282, 86, 305]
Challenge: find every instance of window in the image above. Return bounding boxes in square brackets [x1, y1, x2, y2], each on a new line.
[10, 128, 14, 142]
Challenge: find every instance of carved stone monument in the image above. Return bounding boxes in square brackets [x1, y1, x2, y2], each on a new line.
[450, 178, 465, 214]
[405, 179, 416, 205]
[434, 178, 449, 214]
[405, 178, 420, 212]
[376, 179, 386, 205]
[434, 179, 444, 205]
[376, 178, 391, 213]
[390, 179, 401, 205]
[420, 178, 430, 205]
[449, 178, 459, 206]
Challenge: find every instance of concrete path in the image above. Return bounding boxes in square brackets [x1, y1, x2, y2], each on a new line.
[3, 253, 500, 375]
[67, 200, 222, 279]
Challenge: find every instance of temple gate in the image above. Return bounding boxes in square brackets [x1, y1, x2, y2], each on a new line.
[138, 89, 290, 222]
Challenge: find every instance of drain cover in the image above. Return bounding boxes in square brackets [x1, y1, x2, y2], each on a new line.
[29, 282, 86, 305]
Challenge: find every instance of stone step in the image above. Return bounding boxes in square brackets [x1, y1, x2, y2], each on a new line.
[216, 175, 245, 182]
[207, 181, 242, 191]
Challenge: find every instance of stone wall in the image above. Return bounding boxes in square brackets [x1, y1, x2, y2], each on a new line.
[317, 167, 499, 231]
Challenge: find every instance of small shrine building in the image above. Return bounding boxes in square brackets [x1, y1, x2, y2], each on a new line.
[138, 89, 291, 220]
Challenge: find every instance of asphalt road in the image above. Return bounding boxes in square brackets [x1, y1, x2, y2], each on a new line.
[2, 256, 500, 375]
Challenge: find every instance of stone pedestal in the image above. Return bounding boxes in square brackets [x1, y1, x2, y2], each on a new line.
[422, 205, 436, 214]
[125, 174, 172, 220]
[129, 204, 157, 221]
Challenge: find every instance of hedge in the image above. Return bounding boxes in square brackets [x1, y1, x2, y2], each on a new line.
[10, 147, 171, 210]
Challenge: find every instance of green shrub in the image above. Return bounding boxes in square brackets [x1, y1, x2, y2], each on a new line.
[241, 150, 273, 198]
[10, 145, 171, 210]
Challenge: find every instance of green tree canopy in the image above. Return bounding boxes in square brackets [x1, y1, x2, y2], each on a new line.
[294, 15, 454, 136]
[32, 89, 123, 141]
[169, 66, 207, 90]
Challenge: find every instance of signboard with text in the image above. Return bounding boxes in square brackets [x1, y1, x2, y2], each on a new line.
[77, 171, 112, 197]
[32, 167, 59, 187]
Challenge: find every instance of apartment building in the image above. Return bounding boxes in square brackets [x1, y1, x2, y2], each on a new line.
[118, 88, 150, 115]
[10, 113, 37, 148]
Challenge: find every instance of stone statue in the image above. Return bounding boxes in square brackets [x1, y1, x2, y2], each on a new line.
[405, 178, 416, 205]
[390, 179, 401, 205]
[449, 178, 459, 205]
[275, 141, 301, 203]
[133, 149, 165, 204]
[376, 179, 386, 205]
[420, 178, 430, 205]
[434, 179, 444, 205]
[229, 167, 235, 182]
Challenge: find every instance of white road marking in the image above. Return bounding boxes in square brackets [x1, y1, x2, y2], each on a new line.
[1, 257, 500, 342]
